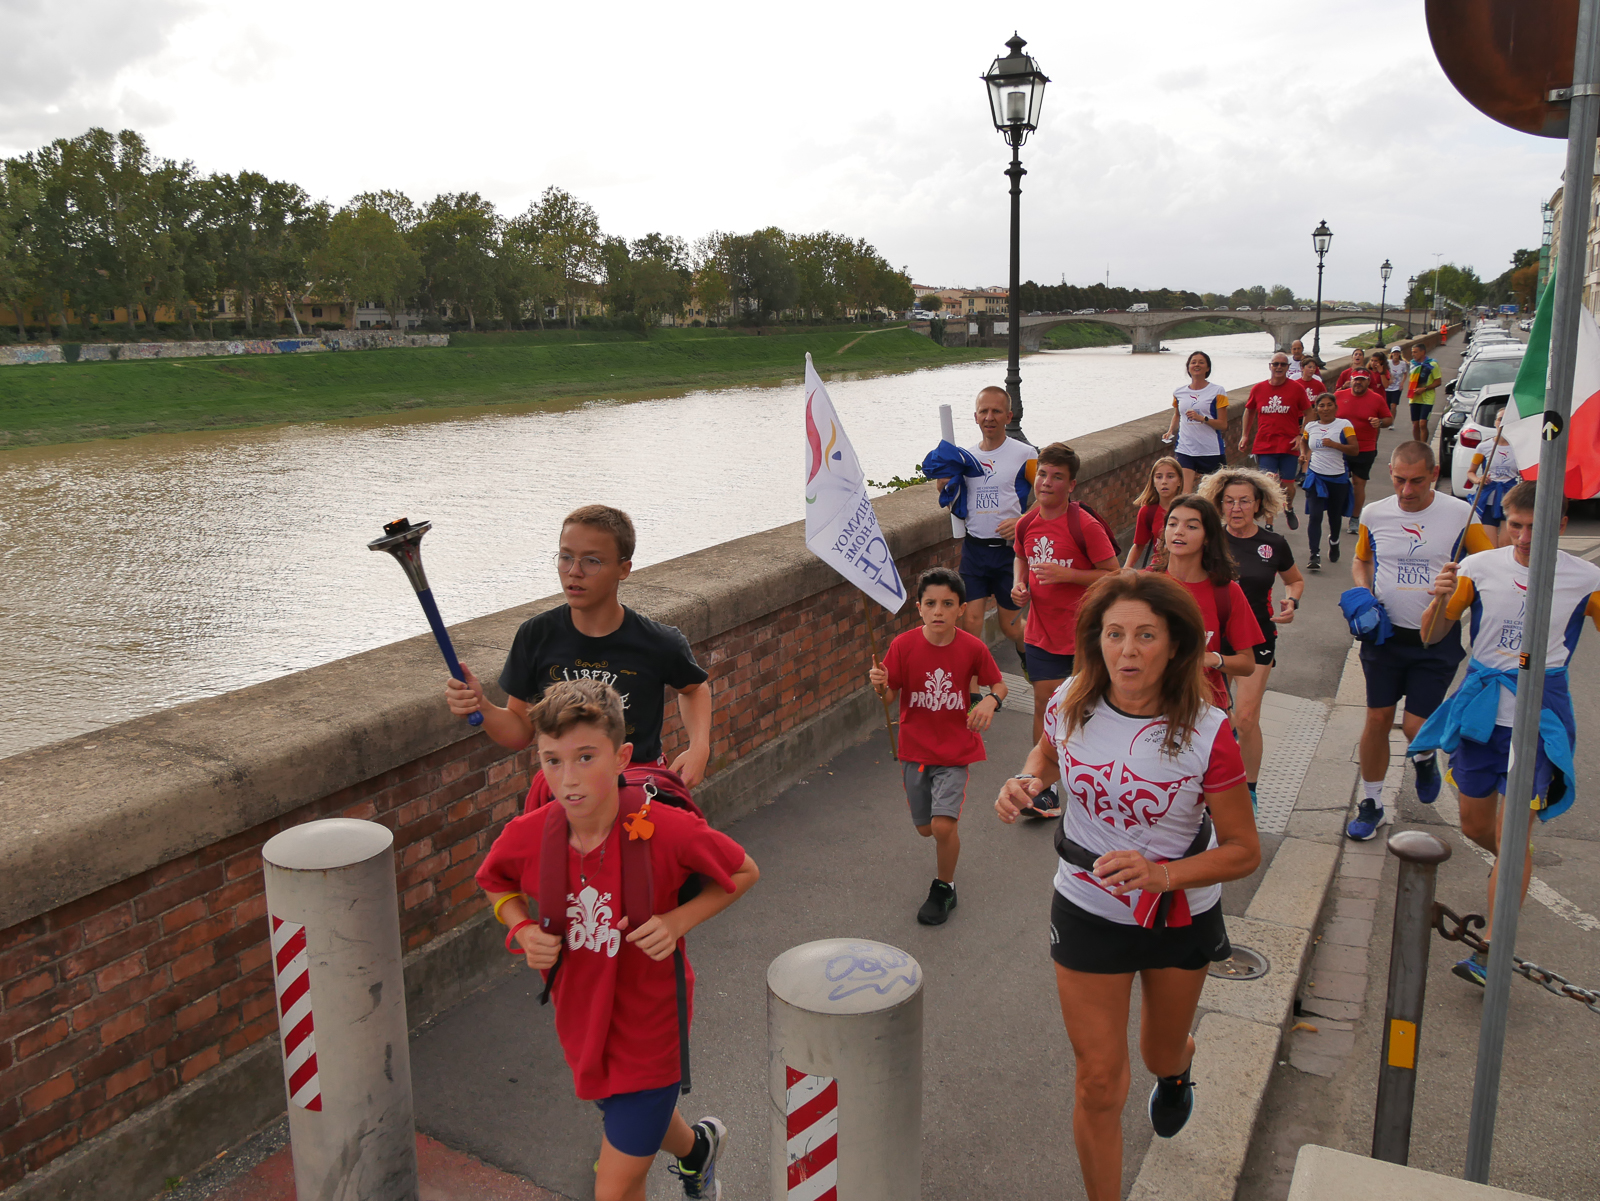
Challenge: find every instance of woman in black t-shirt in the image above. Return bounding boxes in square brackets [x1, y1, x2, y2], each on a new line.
[1198, 468, 1305, 809]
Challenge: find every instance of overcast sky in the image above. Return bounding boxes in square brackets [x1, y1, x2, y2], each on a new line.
[0, 0, 1566, 302]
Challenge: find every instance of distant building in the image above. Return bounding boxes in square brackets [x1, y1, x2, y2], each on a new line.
[934, 287, 1009, 317]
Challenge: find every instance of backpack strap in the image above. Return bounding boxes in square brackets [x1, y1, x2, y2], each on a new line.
[536, 802, 570, 1005]
[1213, 582, 1234, 655]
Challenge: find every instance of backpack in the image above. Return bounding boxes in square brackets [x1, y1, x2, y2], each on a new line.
[1213, 581, 1234, 655]
[1066, 499, 1123, 559]
[525, 763, 703, 1094]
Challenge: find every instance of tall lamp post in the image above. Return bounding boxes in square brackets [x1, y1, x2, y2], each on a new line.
[983, 34, 1049, 440]
[1311, 219, 1332, 358]
[1406, 274, 1416, 338]
[1377, 259, 1393, 347]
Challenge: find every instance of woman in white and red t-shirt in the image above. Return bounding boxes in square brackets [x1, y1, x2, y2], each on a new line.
[995, 570, 1259, 1197]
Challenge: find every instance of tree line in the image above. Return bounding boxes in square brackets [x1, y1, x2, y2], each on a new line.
[1010, 281, 1309, 313]
[0, 128, 914, 341]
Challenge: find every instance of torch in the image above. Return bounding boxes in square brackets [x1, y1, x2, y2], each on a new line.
[368, 517, 483, 727]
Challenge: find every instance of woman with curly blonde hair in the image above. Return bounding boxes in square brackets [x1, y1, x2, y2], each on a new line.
[1198, 468, 1305, 807]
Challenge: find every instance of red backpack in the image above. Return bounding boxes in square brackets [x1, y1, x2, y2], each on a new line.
[524, 763, 703, 1093]
[1066, 500, 1123, 559]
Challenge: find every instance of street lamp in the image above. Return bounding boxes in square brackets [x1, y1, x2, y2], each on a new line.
[983, 33, 1049, 440]
[1377, 259, 1393, 347]
[1311, 219, 1332, 358]
[1406, 274, 1416, 337]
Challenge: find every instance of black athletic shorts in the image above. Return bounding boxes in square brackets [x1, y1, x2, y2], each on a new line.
[1049, 889, 1231, 974]
[1252, 628, 1277, 667]
[1349, 449, 1379, 480]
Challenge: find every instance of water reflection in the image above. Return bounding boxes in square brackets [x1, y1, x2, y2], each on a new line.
[0, 331, 1278, 756]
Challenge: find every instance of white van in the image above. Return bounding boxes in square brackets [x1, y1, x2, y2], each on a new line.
[1129, 303, 1149, 312]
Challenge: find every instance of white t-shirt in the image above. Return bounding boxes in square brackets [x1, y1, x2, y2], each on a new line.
[1357, 493, 1487, 630]
[1173, 382, 1228, 458]
[1474, 438, 1519, 483]
[1386, 358, 1406, 392]
[961, 436, 1037, 539]
[1303, 418, 1355, 477]
[1455, 547, 1600, 724]
[1043, 686, 1245, 924]
[1286, 359, 1304, 380]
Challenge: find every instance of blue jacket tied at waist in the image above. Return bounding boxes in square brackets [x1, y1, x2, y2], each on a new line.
[1302, 467, 1353, 514]
[1410, 660, 1576, 821]
[921, 441, 985, 520]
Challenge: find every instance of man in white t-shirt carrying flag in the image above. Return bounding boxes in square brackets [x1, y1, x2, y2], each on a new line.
[1345, 441, 1495, 842]
[804, 354, 908, 747]
[1411, 479, 1600, 986]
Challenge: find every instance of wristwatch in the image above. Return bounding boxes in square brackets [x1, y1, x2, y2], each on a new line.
[986, 691, 1004, 711]
[1290, 596, 1301, 610]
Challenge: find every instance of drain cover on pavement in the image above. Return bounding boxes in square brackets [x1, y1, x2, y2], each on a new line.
[1209, 945, 1270, 981]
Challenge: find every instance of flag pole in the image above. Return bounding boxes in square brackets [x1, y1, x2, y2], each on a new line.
[1464, 0, 1600, 1179]
[861, 596, 898, 759]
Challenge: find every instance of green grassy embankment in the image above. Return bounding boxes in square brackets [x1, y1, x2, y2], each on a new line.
[0, 326, 1004, 448]
[1039, 316, 1264, 350]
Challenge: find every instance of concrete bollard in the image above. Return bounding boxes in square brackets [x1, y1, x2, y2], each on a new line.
[767, 939, 923, 1201]
[262, 818, 419, 1201]
[1371, 829, 1451, 1166]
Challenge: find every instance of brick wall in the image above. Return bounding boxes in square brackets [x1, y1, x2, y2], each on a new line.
[0, 535, 951, 1194]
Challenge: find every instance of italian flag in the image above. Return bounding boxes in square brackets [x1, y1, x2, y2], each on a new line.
[1507, 265, 1600, 497]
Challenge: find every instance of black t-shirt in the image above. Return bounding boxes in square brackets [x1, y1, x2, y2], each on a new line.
[1225, 528, 1294, 635]
[498, 605, 708, 764]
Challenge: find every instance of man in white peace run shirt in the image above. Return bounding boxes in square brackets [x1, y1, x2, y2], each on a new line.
[1412, 481, 1600, 985]
[956, 386, 1037, 673]
[1287, 340, 1306, 380]
[1347, 441, 1494, 841]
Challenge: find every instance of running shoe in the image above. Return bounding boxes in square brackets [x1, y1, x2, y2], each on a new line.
[1016, 645, 1030, 681]
[917, 879, 957, 925]
[1452, 951, 1488, 988]
[669, 1117, 727, 1200]
[1307, 552, 1321, 572]
[1148, 1067, 1195, 1138]
[1329, 538, 1341, 564]
[1347, 516, 1360, 535]
[1286, 509, 1300, 531]
[1026, 785, 1063, 819]
[1346, 798, 1390, 841]
[1413, 754, 1441, 805]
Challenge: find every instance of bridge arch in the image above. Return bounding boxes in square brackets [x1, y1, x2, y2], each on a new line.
[1018, 310, 1348, 355]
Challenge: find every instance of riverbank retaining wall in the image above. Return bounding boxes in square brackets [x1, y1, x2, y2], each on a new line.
[0, 328, 1454, 1200]
[0, 331, 448, 366]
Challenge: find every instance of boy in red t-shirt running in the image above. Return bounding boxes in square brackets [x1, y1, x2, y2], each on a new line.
[1011, 441, 1120, 816]
[870, 568, 1007, 925]
[478, 680, 759, 1201]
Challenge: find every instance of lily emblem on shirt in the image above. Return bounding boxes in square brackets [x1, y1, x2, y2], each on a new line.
[566, 886, 622, 957]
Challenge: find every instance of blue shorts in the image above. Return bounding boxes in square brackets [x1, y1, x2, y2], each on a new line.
[1255, 453, 1300, 480]
[959, 538, 1019, 609]
[594, 1081, 681, 1157]
[1449, 726, 1557, 804]
[1359, 634, 1464, 718]
[1176, 452, 1226, 475]
[1025, 643, 1074, 683]
[1410, 402, 1434, 424]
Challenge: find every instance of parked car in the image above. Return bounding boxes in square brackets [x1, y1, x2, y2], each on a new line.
[1439, 344, 1524, 480]
[1448, 385, 1514, 498]
[1215, 305, 1231, 311]
[1237, 305, 1252, 311]
[1276, 305, 1294, 311]
[1298, 306, 1312, 311]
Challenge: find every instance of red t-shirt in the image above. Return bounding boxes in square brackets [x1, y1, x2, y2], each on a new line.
[1245, 379, 1312, 453]
[1014, 505, 1117, 655]
[1300, 371, 1326, 399]
[1134, 503, 1167, 548]
[1335, 387, 1392, 453]
[1170, 578, 1264, 708]
[882, 627, 1001, 766]
[475, 803, 746, 1100]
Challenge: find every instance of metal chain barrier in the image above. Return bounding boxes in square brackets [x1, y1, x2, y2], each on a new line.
[1433, 904, 1600, 1016]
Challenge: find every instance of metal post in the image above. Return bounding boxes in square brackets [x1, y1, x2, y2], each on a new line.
[1465, 0, 1600, 1181]
[262, 819, 419, 1201]
[1372, 831, 1452, 1165]
[768, 939, 923, 1201]
[1312, 253, 1326, 358]
[938, 403, 965, 539]
[1004, 138, 1027, 442]
[1378, 279, 1389, 348]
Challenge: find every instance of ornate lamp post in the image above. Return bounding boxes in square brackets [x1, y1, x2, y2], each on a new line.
[1377, 259, 1393, 347]
[1311, 219, 1333, 358]
[983, 33, 1049, 440]
[1406, 274, 1416, 337]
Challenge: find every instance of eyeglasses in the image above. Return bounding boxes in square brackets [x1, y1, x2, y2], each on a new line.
[1269, 361, 1289, 369]
[553, 552, 610, 575]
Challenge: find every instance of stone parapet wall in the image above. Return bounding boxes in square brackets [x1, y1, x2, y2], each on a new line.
[0, 332, 448, 367]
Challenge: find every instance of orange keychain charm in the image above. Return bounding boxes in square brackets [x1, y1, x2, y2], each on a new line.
[622, 797, 655, 841]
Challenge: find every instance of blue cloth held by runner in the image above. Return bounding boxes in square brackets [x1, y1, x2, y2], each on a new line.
[1339, 587, 1394, 644]
[921, 441, 985, 520]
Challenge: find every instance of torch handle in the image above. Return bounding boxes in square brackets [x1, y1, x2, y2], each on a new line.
[415, 588, 484, 727]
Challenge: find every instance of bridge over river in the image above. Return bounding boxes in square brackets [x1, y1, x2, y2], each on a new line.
[1019, 307, 1406, 354]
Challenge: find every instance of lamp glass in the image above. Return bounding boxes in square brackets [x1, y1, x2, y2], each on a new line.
[1312, 221, 1333, 256]
[984, 35, 1049, 137]
[1381, 260, 1393, 281]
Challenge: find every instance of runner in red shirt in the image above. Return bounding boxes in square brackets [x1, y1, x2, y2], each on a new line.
[1157, 496, 1263, 710]
[1334, 347, 1375, 391]
[478, 679, 758, 1201]
[1239, 352, 1312, 529]
[870, 567, 1007, 922]
[1012, 441, 1121, 816]
[1334, 373, 1394, 532]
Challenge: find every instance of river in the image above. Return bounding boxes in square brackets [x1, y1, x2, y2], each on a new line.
[0, 330, 1280, 758]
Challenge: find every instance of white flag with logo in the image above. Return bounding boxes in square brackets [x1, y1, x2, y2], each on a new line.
[803, 354, 907, 612]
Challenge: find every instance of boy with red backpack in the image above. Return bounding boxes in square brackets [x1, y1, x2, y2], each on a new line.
[478, 679, 759, 1201]
[1010, 441, 1122, 817]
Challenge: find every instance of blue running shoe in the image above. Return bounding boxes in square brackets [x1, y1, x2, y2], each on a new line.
[1148, 1067, 1195, 1138]
[1346, 798, 1391, 841]
[669, 1117, 727, 1200]
[1452, 952, 1487, 988]
[1413, 754, 1441, 805]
